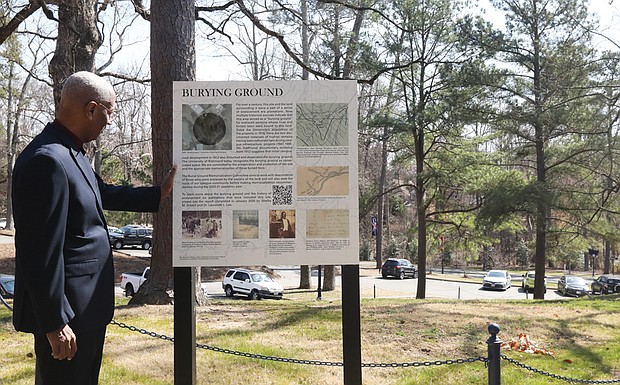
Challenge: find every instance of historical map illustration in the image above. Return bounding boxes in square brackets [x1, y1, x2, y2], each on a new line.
[297, 166, 349, 196]
[296, 103, 348, 146]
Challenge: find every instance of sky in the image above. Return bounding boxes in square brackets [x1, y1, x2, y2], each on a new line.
[107, 0, 620, 82]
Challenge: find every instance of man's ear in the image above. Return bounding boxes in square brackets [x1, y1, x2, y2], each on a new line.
[84, 100, 97, 120]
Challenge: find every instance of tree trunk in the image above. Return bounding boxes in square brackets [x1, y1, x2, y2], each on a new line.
[5, 59, 14, 230]
[297, 0, 312, 291]
[131, 0, 196, 305]
[299, 265, 311, 289]
[322, 265, 336, 291]
[415, 161, 427, 299]
[48, 0, 101, 110]
[375, 132, 387, 269]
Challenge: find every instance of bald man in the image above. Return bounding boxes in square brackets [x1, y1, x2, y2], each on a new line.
[12, 71, 176, 384]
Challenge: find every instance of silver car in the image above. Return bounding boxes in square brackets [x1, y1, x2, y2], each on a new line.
[482, 270, 512, 291]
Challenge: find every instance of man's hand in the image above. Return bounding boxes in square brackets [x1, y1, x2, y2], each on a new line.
[46, 325, 77, 360]
[160, 165, 177, 202]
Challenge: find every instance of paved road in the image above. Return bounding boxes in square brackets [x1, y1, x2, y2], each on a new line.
[1, 235, 587, 301]
[201, 266, 573, 301]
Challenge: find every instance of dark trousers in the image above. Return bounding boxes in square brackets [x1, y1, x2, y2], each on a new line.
[34, 326, 106, 385]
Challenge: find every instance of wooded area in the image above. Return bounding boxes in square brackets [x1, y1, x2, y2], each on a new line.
[1, 0, 620, 300]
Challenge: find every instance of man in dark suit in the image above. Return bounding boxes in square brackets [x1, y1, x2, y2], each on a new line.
[12, 71, 176, 384]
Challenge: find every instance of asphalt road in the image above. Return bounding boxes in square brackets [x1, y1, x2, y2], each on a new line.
[1, 236, 586, 301]
[201, 266, 573, 301]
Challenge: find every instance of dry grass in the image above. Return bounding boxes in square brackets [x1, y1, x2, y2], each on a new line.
[91, 294, 620, 385]
[2, 293, 619, 384]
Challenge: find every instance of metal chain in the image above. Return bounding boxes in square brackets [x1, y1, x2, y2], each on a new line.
[111, 319, 485, 368]
[502, 354, 620, 384]
[361, 357, 487, 368]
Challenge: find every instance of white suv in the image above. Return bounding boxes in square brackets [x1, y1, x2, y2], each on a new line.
[222, 268, 284, 300]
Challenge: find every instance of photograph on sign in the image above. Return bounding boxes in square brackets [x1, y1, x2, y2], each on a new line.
[172, 81, 359, 267]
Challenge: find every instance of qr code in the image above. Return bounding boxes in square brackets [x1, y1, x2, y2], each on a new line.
[272, 184, 293, 206]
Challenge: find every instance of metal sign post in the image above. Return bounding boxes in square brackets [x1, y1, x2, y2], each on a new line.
[342, 265, 362, 385]
[174, 267, 196, 384]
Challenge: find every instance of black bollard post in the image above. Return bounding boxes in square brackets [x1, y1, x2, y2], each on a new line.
[487, 323, 502, 385]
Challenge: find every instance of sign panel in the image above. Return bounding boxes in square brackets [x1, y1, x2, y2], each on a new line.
[172, 81, 359, 267]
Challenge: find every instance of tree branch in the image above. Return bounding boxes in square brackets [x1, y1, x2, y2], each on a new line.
[0, 1, 41, 45]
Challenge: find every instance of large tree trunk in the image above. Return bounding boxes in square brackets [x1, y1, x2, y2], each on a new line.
[375, 134, 387, 269]
[322, 265, 336, 291]
[49, 0, 101, 110]
[131, 0, 199, 305]
[299, 265, 311, 289]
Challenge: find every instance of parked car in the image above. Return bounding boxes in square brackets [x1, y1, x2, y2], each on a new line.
[558, 275, 590, 297]
[521, 271, 547, 293]
[109, 225, 153, 250]
[591, 275, 620, 295]
[381, 258, 418, 279]
[482, 270, 512, 290]
[0, 274, 15, 299]
[120, 267, 149, 297]
[222, 268, 284, 300]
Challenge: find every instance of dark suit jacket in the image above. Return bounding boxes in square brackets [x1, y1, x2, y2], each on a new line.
[12, 121, 161, 334]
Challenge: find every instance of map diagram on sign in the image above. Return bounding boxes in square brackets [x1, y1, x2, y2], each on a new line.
[297, 166, 349, 196]
[296, 103, 348, 146]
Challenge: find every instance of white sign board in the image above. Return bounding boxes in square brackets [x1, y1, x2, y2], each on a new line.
[172, 80, 359, 267]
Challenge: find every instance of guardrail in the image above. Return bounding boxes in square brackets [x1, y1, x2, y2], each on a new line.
[1, 292, 619, 384]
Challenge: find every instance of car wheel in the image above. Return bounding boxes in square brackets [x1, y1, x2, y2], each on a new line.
[142, 240, 152, 250]
[249, 290, 261, 300]
[399, 271, 405, 280]
[113, 240, 123, 249]
[125, 283, 135, 297]
[614, 285, 620, 293]
[413, 270, 418, 279]
[224, 285, 234, 297]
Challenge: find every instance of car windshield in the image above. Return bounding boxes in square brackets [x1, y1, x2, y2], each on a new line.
[487, 271, 505, 278]
[1, 279, 14, 292]
[567, 276, 586, 285]
[251, 273, 273, 282]
[384, 260, 398, 266]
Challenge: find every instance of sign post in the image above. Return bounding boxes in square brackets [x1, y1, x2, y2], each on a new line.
[174, 267, 196, 384]
[342, 265, 362, 384]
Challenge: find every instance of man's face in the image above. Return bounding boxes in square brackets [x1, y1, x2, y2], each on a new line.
[87, 98, 116, 141]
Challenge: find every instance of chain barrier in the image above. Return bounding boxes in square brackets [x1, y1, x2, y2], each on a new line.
[502, 354, 620, 384]
[111, 319, 485, 368]
[2, 309, 617, 382]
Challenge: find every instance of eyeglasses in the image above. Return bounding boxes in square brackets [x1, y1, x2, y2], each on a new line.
[96, 102, 116, 118]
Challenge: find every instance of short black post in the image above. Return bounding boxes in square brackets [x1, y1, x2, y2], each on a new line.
[487, 323, 502, 385]
[317, 265, 322, 300]
[175, 267, 196, 384]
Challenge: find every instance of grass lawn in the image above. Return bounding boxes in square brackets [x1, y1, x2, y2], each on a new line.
[1, 291, 618, 385]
